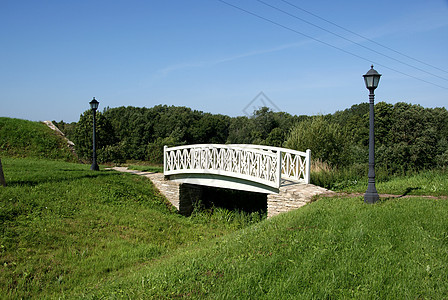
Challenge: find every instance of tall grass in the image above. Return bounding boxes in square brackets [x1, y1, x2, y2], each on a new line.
[190, 204, 264, 230]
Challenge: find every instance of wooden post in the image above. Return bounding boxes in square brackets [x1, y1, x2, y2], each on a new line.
[163, 145, 167, 175]
[276, 150, 282, 188]
[305, 149, 311, 184]
[0, 159, 6, 187]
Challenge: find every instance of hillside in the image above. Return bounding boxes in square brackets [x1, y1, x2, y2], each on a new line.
[0, 117, 77, 162]
[0, 158, 262, 298]
[1, 158, 446, 298]
[79, 196, 448, 299]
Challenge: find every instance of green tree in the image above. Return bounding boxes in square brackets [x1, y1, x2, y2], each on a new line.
[285, 115, 347, 166]
[52, 120, 76, 141]
[190, 113, 230, 144]
[265, 127, 285, 147]
[146, 135, 184, 165]
[252, 107, 277, 141]
[375, 102, 438, 172]
[227, 116, 256, 144]
[72, 110, 116, 163]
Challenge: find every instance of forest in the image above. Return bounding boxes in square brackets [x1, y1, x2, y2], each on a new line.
[55, 102, 448, 178]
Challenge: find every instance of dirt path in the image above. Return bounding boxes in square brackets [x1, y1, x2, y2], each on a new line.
[323, 191, 447, 200]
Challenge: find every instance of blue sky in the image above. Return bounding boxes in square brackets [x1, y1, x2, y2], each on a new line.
[1, 0, 447, 122]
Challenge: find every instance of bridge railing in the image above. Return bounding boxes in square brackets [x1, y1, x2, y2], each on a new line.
[229, 144, 310, 184]
[164, 144, 282, 189]
[164, 144, 311, 189]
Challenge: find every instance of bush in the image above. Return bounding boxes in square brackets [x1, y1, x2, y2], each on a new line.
[285, 115, 347, 167]
[97, 142, 126, 164]
[145, 136, 184, 165]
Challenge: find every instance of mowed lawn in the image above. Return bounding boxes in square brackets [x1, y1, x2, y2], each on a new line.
[1, 158, 447, 298]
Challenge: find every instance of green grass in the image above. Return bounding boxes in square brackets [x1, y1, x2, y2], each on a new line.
[312, 167, 448, 196]
[127, 164, 163, 173]
[346, 170, 448, 196]
[0, 158, 260, 299]
[81, 196, 448, 299]
[1, 158, 447, 299]
[0, 117, 76, 162]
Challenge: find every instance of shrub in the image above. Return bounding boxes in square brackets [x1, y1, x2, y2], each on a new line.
[145, 136, 184, 165]
[285, 115, 347, 167]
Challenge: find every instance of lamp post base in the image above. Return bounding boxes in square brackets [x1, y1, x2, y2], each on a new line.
[364, 184, 379, 204]
[90, 163, 99, 171]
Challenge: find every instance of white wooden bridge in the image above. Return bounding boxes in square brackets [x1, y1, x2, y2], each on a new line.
[111, 144, 331, 218]
[161, 144, 331, 217]
[164, 144, 311, 194]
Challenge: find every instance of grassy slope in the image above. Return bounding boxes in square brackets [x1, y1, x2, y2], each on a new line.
[81, 195, 448, 299]
[1, 158, 447, 299]
[0, 117, 76, 161]
[0, 158, 259, 299]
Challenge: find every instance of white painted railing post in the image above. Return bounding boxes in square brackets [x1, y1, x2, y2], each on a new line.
[305, 149, 311, 184]
[164, 145, 167, 173]
[277, 150, 282, 188]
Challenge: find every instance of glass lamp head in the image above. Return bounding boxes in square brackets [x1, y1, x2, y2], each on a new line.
[363, 65, 381, 90]
[89, 97, 99, 110]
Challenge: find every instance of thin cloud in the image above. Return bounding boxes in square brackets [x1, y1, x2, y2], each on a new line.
[365, 8, 448, 40]
[154, 40, 311, 78]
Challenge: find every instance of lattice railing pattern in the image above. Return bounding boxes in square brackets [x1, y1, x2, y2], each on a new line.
[281, 151, 309, 182]
[222, 144, 311, 184]
[164, 144, 281, 188]
[164, 144, 311, 188]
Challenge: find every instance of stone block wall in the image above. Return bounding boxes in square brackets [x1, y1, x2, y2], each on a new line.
[111, 167, 331, 219]
[267, 193, 310, 218]
[179, 183, 204, 216]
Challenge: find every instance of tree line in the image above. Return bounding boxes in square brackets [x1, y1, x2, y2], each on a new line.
[54, 102, 448, 173]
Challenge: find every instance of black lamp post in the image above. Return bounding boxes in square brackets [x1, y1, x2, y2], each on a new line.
[89, 97, 100, 171]
[363, 65, 381, 203]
